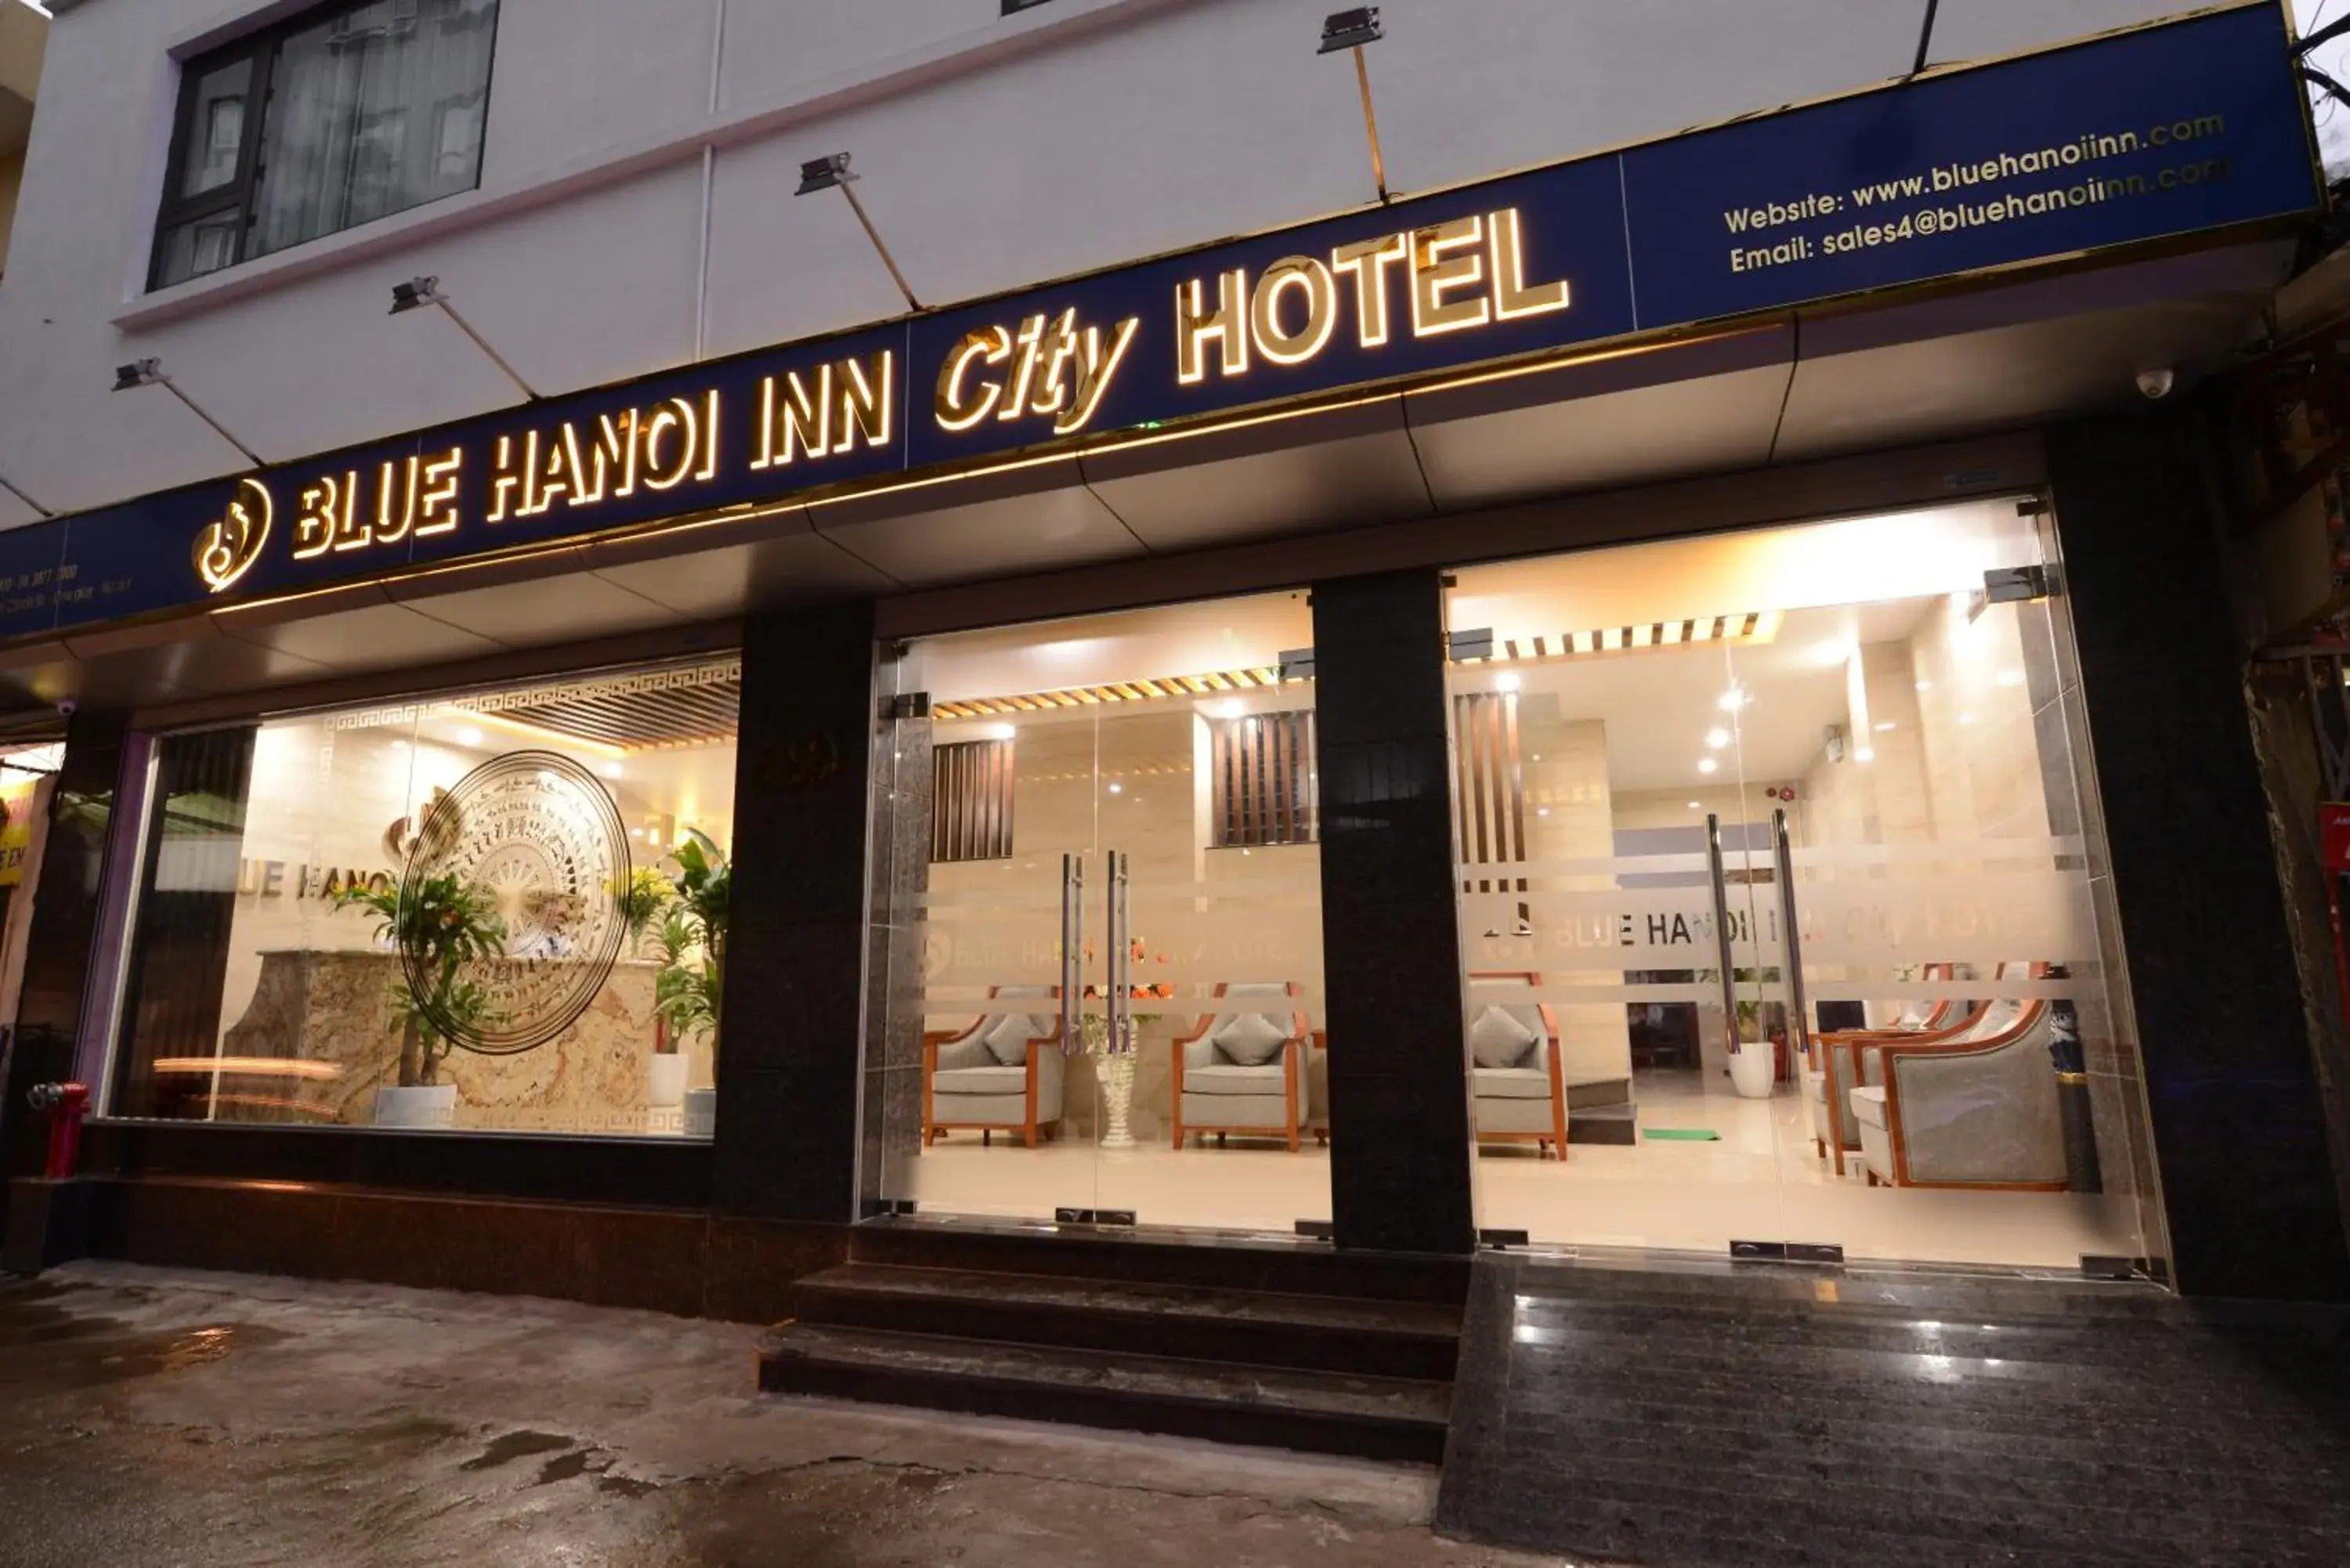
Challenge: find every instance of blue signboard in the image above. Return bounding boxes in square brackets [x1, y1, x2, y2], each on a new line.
[4, 0, 2318, 643]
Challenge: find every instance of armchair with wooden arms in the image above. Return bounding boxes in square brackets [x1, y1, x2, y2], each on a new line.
[922, 984, 1065, 1148]
[1806, 961, 1971, 1172]
[1171, 981, 1308, 1152]
[1466, 972, 1569, 1161]
[1847, 963, 2066, 1190]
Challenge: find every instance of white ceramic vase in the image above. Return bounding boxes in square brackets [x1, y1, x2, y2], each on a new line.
[1727, 1041, 1777, 1100]
[647, 1053, 689, 1108]
[682, 1087, 718, 1138]
[1097, 1053, 1137, 1150]
[374, 1084, 457, 1129]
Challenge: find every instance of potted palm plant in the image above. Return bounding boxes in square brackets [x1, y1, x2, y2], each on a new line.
[613, 868, 688, 1107]
[662, 827, 729, 1136]
[336, 872, 508, 1128]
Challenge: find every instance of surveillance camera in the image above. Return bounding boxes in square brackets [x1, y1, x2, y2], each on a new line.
[2136, 368, 2176, 401]
[54, 698, 77, 717]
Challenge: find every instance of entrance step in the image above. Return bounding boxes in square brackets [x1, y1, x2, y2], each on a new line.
[758, 1321, 1452, 1463]
[1568, 1103, 1639, 1145]
[791, 1262, 1461, 1382]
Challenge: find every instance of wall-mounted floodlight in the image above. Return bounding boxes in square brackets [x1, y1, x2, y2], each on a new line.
[110, 358, 264, 467]
[1319, 9, 1390, 204]
[387, 275, 539, 401]
[794, 152, 923, 312]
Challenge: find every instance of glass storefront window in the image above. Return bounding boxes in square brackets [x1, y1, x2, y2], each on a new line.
[872, 591, 1329, 1233]
[107, 658, 739, 1138]
[1444, 500, 2157, 1270]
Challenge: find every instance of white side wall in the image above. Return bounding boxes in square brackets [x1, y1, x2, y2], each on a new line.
[0, 0, 2224, 525]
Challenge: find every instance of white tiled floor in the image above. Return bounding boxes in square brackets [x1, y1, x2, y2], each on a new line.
[901, 1068, 2146, 1270]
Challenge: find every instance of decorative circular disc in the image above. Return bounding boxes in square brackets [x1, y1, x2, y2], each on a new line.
[399, 749, 631, 1056]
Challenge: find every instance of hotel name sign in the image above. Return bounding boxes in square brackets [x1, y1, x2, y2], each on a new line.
[0, 2, 2316, 638]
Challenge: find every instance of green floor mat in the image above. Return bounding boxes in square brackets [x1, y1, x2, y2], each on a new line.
[1641, 1128, 1722, 1141]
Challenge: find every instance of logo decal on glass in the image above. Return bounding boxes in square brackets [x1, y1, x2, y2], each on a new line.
[193, 477, 274, 594]
[400, 750, 630, 1056]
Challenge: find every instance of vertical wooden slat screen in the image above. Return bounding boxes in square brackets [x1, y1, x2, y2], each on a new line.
[1210, 710, 1318, 847]
[931, 739, 1015, 862]
[1452, 691, 1528, 894]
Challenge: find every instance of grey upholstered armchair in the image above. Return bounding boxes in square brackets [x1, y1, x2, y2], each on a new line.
[1171, 981, 1307, 1152]
[922, 984, 1065, 1148]
[1466, 972, 1568, 1160]
[1846, 971, 2066, 1189]
[1805, 960, 1965, 1173]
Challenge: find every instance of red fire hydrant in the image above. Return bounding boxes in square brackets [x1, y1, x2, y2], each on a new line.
[27, 1082, 89, 1180]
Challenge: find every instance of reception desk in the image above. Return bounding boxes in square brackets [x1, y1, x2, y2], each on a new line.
[212, 948, 712, 1134]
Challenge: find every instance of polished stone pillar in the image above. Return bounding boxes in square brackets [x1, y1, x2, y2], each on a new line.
[1311, 569, 1477, 1255]
[713, 603, 879, 1221]
[2047, 411, 2350, 1301]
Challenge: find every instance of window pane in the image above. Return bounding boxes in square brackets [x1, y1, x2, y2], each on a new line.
[156, 211, 245, 287]
[253, 0, 499, 260]
[110, 656, 739, 1138]
[180, 59, 254, 199]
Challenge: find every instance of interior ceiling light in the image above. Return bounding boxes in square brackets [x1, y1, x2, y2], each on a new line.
[932, 664, 1297, 719]
[1448, 611, 1781, 667]
[1705, 728, 1730, 749]
[1718, 687, 1748, 712]
[1697, 757, 1719, 775]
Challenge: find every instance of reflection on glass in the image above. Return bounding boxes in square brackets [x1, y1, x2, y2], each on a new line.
[110, 656, 739, 1138]
[181, 60, 252, 198]
[881, 592, 1330, 1233]
[1445, 499, 2153, 1271]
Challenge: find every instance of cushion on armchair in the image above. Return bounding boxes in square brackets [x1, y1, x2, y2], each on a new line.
[1470, 1005, 1540, 1068]
[1213, 1012, 1290, 1065]
[984, 1012, 1047, 1066]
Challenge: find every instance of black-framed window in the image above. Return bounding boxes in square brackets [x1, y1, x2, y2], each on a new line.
[152, 0, 500, 291]
[1003, 1, 1056, 13]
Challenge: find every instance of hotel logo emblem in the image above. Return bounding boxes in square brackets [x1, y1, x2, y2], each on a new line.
[193, 477, 273, 594]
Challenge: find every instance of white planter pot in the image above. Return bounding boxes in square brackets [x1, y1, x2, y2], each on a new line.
[682, 1087, 717, 1139]
[1726, 1042, 1777, 1100]
[374, 1084, 457, 1129]
[647, 1053, 689, 1107]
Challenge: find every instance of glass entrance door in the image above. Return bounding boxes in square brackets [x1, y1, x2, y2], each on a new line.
[877, 591, 1329, 1234]
[1447, 499, 2159, 1271]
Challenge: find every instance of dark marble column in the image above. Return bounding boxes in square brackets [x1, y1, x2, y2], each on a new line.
[1312, 569, 1477, 1255]
[1, 715, 128, 1215]
[859, 644, 931, 1218]
[2047, 411, 2350, 1301]
[712, 603, 879, 1222]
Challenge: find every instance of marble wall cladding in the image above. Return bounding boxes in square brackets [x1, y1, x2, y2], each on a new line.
[2048, 411, 2350, 1301]
[861, 679, 931, 1216]
[210, 950, 710, 1136]
[1312, 570, 1476, 1256]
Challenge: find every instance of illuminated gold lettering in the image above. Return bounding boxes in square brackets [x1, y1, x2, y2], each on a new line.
[696, 389, 720, 482]
[936, 326, 1011, 432]
[598, 411, 641, 500]
[292, 477, 337, 560]
[1488, 208, 1568, 320]
[417, 448, 461, 537]
[373, 456, 421, 545]
[562, 422, 608, 506]
[488, 435, 525, 523]
[642, 398, 698, 491]
[836, 352, 891, 453]
[1332, 233, 1408, 348]
[1412, 215, 1490, 337]
[1251, 255, 1339, 367]
[321, 471, 367, 553]
[1177, 269, 1250, 384]
[1000, 314, 1050, 422]
[1029, 309, 1082, 417]
[1055, 316, 1140, 436]
[524, 429, 569, 517]
[768, 367, 831, 467]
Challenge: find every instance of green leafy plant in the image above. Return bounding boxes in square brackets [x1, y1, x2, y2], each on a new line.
[652, 904, 716, 1056]
[654, 828, 730, 1065]
[613, 866, 672, 957]
[336, 872, 509, 1088]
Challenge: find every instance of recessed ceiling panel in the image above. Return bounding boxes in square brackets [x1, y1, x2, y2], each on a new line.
[215, 594, 506, 673]
[811, 459, 1145, 587]
[586, 518, 898, 616]
[389, 549, 689, 647]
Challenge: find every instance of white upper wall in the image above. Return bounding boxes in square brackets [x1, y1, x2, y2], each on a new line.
[0, 0, 2226, 523]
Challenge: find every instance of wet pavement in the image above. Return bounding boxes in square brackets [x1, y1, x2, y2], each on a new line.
[0, 1263, 1567, 1568]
